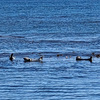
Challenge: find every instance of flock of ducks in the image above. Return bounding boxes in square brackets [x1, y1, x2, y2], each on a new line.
[9, 53, 43, 62]
[9, 52, 100, 63]
[23, 56, 43, 62]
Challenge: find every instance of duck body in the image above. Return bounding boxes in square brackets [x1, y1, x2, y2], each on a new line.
[95, 54, 100, 58]
[9, 53, 15, 61]
[76, 56, 92, 62]
[92, 53, 100, 58]
[57, 54, 63, 57]
[23, 56, 43, 62]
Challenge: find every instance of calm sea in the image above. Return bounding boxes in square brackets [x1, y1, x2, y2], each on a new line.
[0, 0, 100, 100]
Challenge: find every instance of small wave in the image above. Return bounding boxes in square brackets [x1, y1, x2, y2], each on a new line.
[7, 35, 24, 38]
[58, 76, 74, 79]
[33, 39, 90, 44]
[0, 66, 9, 69]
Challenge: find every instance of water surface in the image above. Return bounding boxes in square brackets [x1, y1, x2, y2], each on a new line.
[0, 0, 100, 100]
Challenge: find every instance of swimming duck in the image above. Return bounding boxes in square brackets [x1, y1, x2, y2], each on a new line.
[9, 53, 15, 61]
[23, 56, 43, 62]
[92, 52, 100, 58]
[57, 54, 63, 57]
[96, 54, 100, 58]
[76, 56, 92, 62]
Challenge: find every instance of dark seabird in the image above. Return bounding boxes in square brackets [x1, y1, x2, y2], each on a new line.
[76, 56, 92, 62]
[9, 53, 15, 61]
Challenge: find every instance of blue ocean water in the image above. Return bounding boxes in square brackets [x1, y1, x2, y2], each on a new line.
[0, 0, 100, 100]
